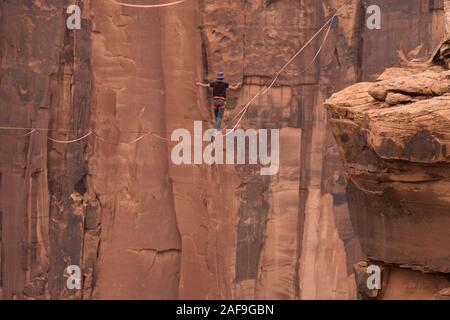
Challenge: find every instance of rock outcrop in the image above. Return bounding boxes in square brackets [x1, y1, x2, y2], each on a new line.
[325, 57, 450, 299]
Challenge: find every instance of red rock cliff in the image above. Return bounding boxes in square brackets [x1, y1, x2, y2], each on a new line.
[0, 0, 446, 299]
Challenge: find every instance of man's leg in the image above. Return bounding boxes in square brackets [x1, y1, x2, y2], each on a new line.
[214, 107, 225, 130]
[214, 106, 219, 119]
[212, 99, 220, 126]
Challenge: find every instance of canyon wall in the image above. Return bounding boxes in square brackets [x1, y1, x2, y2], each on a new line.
[0, 0, 445, 299]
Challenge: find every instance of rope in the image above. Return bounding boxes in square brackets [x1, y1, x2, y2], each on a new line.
[24, 129, 37, 137]
[151, 132, 171, 141]
[0, 126, 171, 135]
[0, 127, 171, 144]
[230, 19, 334, 125]
[92, 131, 150, 145]
[299, 20, 333, 74]
[223, 86, 268, 137]
[116, 0, 187, 8]
[221, 11, 339, 137]
[48, 131, 93, 144]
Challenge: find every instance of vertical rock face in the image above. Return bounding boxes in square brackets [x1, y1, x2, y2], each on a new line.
[88, 1, 181, 299]
[0, 0, 182, 300]
[0, 0, 446, 300]
[0, 0, 91, 300]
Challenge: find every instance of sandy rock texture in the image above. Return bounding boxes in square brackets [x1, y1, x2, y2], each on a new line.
[325, 63, 450, 299]
[0, 0, 446, 299]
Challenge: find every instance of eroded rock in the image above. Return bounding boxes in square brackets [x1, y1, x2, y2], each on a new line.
[325, 61, 450, 298]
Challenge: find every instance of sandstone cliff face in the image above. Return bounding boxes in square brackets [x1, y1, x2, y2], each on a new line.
[0, 0, 446, 300]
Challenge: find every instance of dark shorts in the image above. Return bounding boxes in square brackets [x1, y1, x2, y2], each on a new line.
[213, 98, 226, 108]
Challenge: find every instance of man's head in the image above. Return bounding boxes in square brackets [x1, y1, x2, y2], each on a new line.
[217, 71, 225, 81]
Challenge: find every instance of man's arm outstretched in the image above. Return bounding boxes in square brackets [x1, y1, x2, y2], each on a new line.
[196, 82, 210, 88]
[229, 82, 242, 91]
